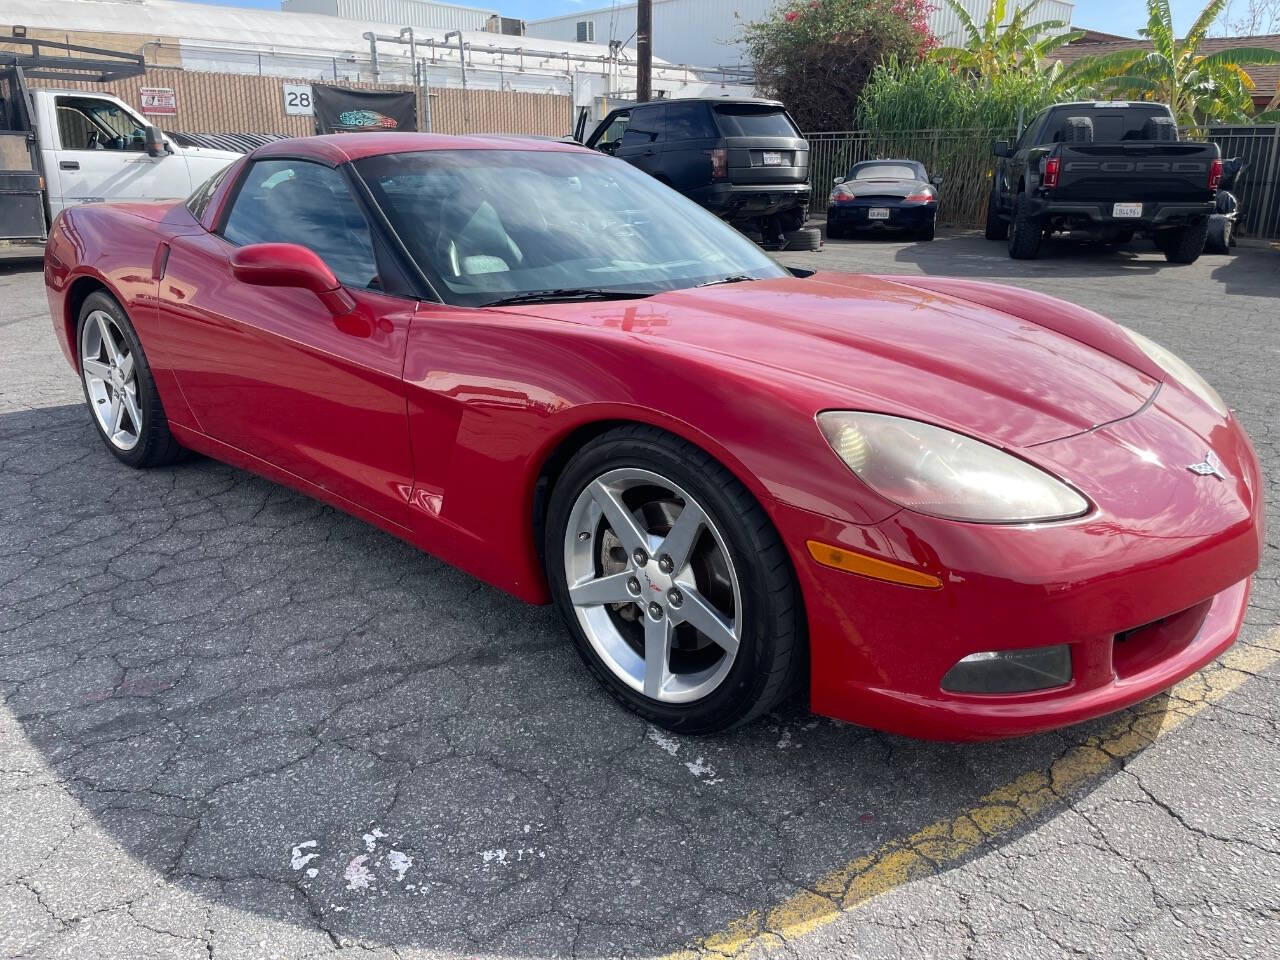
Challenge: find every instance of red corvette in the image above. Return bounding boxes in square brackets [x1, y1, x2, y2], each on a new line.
[44, 134, 1262, 738]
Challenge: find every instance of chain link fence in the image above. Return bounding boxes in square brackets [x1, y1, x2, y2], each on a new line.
[806, 124, 1280, 239]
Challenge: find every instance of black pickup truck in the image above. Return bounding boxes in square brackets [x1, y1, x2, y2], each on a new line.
[985, 101, 1221, 263]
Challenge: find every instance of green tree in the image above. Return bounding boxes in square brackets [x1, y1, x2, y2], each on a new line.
[932, 0, 1084, 81]
[1067, 0, 1280, 124]
[742, 0, 936, 132]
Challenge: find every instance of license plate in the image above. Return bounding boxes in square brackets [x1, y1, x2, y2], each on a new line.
[1113, 203, 1143, 218]
[868, 208, 890, 220]
[762, 151, 783, 166]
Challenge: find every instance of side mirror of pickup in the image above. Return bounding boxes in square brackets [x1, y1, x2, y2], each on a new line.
[144, 125, 169, 158]
[993, 140, 1011, 159]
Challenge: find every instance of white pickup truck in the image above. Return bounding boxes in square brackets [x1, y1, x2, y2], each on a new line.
[1, 39, 240, 255]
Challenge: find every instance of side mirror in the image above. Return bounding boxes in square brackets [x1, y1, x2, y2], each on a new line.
[144, 125, 168, 158]
[930, 174, 943, 187]
[993, 140, 1010, 158]
[832, 176, 845, 185]
[230, 243, 355, 316]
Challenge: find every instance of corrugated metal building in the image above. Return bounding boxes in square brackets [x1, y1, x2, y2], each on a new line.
[527, 0, 1077, 70]
[281, 0, 498, 33]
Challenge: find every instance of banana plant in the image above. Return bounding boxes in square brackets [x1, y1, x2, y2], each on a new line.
[1063, 0, 1280, 125]
[932, 0, 1084, 81]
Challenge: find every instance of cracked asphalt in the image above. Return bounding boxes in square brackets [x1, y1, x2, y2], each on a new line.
[2, 232, 1278, 960]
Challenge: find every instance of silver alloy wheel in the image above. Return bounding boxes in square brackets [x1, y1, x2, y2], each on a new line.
[80, 309, 142, 452]
[563, 467, 742, 704]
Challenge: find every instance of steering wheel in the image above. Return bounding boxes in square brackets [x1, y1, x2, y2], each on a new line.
[86, 129, 101, 150]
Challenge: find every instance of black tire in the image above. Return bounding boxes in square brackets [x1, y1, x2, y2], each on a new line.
[984, 194, 1008, 241]
[76, 291, 184, 469]
[1206, 217, 1231, 254]
[1007, 192, 1042, 260]
[915, 222, 935, 241]
[825, 222, 845, 241]
[1160, 217, 1210, 264]
[782, 227, 823, 251]
[544, 425, 806, 733]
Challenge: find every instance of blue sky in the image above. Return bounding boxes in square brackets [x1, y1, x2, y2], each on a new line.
[179, 1, 1218, 39]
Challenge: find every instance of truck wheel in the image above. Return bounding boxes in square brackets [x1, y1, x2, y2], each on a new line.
[1007, 193, 1042, 260]
[783, 228, 823, 251]
[1161, 218, 1210, 264]
[984, 195, 1007, 241]
[1205, 218, 1231, 254]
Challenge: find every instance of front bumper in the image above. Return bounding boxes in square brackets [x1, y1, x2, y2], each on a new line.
[1027, 195, 1214, 229]
[827, 202, 936, 230]
[692, 183, 810, 219]
[774, 382, 1264, 741]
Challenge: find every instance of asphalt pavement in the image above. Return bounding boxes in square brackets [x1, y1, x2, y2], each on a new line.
[1, 232, 1277, 959]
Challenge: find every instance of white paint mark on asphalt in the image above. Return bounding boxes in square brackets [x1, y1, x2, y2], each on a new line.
[362, 827, 386, 852]
[344, 855, 374, 890]
[290, 840, 319, 871]
[684, 756, 721, 784]
[387, 850, 412, 882]
[646, 724, 681, 756]
[481, 847, 543, 867]
[777, 728, 794, 749]
[306, 868, 318, 878]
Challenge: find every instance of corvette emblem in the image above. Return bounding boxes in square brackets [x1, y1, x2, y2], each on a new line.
[1186, 450, 1228, 481]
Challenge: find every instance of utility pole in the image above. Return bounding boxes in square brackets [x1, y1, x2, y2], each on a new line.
[636, 0, 652, 102]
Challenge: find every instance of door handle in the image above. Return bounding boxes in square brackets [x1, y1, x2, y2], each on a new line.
[60, 160, 80, 171]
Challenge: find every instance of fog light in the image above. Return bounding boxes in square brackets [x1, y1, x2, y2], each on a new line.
[941, 645, 1071, 694]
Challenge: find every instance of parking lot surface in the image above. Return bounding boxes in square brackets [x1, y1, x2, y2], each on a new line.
[2, 233, 1278, 960]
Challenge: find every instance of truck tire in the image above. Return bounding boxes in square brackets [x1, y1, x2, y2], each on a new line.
[1205, 217, 1232, 254]
[984, 193, 1008, 241]
[1007, 193, 1042, 260]
[783, 227, 822, 251]
[1064, 116, 1094, 142]
[1160, 217, 1210, 264]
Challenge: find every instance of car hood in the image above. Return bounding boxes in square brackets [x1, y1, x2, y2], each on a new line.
[502, 274, 1158, 448]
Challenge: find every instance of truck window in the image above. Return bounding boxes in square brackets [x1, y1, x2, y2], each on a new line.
[55, 96, 147, 152]
[1043, 105, 1172, 143]
[713, 105, 798, 138]
[665, 102, 716, 140]
[594, 111, 630, 148]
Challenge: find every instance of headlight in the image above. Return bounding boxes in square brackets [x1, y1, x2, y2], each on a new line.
[817, 412, 1089, 523]
[1120, 325, 1228, 417]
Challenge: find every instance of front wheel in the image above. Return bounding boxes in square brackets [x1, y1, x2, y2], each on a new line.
[545, 426, 805, 733]
[76, 292, 184, 468]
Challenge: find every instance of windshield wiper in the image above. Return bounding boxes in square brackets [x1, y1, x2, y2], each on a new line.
[483, 288, 654, 307]
[695, 275, 757, 288]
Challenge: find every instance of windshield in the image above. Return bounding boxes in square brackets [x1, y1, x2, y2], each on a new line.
[355, 149, 786, 307]
[852, 163, 918, 181]
[713, 105, 799, 138]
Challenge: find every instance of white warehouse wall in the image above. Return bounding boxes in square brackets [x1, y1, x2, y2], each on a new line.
[527, 0, 1076, 70]
[282, 0, 498, 32]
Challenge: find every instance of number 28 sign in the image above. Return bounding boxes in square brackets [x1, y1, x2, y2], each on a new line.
[283, 84, 314, 116]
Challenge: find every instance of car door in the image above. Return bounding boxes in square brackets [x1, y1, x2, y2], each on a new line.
[586, 109, 631, 156]
[48, 95, 191, 216]
[660, 101, 719, 193]
[157, 157, 415, 527]
[614, 103, 665, 178]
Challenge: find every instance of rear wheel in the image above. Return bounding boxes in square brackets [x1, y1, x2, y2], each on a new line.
[1160, 217, 1209, 264]
[1007, 193, 1042, 260]
[76, 292, 184, 469]
[915, 222, 935, 242]
[545, 426, 804, 733]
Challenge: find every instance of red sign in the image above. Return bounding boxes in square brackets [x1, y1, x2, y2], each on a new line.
[139, 87, 177, 116]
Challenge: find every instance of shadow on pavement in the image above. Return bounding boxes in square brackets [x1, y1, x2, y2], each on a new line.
[0, 403, 1171, 956]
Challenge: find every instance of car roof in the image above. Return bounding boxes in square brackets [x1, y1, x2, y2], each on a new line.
[250, 132, 595, 167]
[631, 97, 784, 108]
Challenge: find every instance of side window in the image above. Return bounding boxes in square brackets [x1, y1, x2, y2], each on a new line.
[221, 159, 380, 289]
[664, 102, 716, 140]
[186, 163, 234, 220]
[594, 110, 631, 148]
[621, 105, 664, 147]
[56, 97, 147, 152]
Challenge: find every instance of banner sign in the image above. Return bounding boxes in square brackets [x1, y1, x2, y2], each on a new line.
[139, 87, 177, 116]
[312, 85, 417, 134]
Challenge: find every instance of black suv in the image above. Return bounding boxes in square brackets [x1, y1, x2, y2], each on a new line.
[577, 98, 811, 244]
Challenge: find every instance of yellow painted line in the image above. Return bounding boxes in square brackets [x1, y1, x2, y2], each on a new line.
[665, 633, 1280, 959]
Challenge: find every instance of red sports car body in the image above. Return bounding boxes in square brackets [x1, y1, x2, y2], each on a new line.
[44, 134, 1263, 739]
